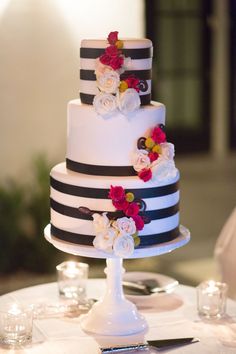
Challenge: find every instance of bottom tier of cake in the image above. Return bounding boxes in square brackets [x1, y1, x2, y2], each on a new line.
[50, 163, 180, 250]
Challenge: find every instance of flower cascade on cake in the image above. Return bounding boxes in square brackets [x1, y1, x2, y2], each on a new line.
[132, 124, 178, 182]
[93, 31, 147, 117]
[79, 186, 150, 257]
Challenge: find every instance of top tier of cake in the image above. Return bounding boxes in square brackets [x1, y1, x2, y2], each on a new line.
[80, 38, 153, 105]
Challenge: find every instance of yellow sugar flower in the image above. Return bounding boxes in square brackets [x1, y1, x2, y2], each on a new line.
[145, 137, 155, 149]
[126, 192, 135, 202]
[152, 144, 162, 154]
[119, 80, 128, 92]
[115, 40, 123, 49]
[133, 235, 141, 247]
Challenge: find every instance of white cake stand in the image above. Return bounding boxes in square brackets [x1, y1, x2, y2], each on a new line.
[44, 224, 190, 336]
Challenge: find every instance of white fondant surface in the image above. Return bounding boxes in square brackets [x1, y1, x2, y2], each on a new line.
[67, 100, 165, 166]
[50, 210, 179, 238]
[81, 39, 152, 50]
[80, 58, 152, 71]
[79, 79, 151, 96]
[51, 162, 179, 190]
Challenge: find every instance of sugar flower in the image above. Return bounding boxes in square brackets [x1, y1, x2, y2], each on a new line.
[93, 92, 117, 117]
[113, 234, 135, 257]
[118, 88, 141, 115]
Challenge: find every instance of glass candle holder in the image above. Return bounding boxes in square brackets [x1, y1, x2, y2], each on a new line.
[56, 261, 89, 300]
[197, 280, 228, 319]
[0, 303, 33, 347]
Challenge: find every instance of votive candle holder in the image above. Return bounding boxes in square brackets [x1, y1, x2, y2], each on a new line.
[197, 280, 228, 319]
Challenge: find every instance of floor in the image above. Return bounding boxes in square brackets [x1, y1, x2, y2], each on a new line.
[1, 153, 236, 294]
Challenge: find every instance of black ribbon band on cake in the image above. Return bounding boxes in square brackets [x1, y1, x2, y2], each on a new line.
[79, 93, 151, 106]
[50, 198, 179, 221]
[50, 176, 179, 199]
[66, 158, 137, 176]
[80, 69, 152, 81]
[80, 47, 152, 60]
[50, 224, 179, 247]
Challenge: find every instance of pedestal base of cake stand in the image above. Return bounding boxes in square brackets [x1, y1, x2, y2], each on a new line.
[44, 224, 190, 335]
[80, 258, 147, 335]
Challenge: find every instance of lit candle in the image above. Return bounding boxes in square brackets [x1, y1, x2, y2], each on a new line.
[56, 261, 89, 299]
[0, 303, 33, 346]
[197, 280, 228, 319]
[64, 261, 80, 278]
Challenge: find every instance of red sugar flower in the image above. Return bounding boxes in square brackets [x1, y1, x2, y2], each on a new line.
[107, 31, 119, 45]
[148, 151, 159, 162]
[109, 185, 125, 202]
[110, 55, 124, 70]
[124, 202, 140, 217]
[151, 126, 166, 144]
[105, 45, 119, 57]
[132, 215, 144, 231]
[100, 53, 111, 65]
[125, 76, 140, 92]
[112, 199, 129, 211]
[138, 168, 152, 182]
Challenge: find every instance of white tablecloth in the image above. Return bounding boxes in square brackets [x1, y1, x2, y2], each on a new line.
[1, 279, 236, 353]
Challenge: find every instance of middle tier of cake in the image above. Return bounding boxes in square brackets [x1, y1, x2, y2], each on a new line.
[50, 163, 180, 249]
[66, 99, 165, 176]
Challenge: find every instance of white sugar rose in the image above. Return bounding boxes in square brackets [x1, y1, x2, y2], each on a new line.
[132, 149, 151, 172]
[93, 227, 117, 253]
[113, 217, 136, 236]
[92, 212, 110, 234]
[117, 56, 131, 74]
[97, 70, 120, 94]
[113, 234, 135, 257]
[160, 142, 175, 160]
[93, 92, 117, 117]
[151, 157, 178, 182]
[117, 88, 141, 115]
[94, 59, 111, 77]
[123, 56, 132, 70]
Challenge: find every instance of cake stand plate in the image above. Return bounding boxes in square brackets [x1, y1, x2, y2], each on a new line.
[44, 224, 190, 336]
[44, 224, 190, 259]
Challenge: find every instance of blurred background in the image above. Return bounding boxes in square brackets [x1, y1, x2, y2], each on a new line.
[0, 0, 235, 294]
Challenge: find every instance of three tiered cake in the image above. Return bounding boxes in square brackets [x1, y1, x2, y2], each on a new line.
[50, 31, 180, 258]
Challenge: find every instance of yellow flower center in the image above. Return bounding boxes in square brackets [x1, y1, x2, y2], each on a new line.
[115, 40, 123, 49]
[119, 80, 128, 92]
[145, 137, 155, 149]
[152, 144, 162, 154]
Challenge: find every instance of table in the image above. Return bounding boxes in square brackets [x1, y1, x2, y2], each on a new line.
[0, 279, 236, 353]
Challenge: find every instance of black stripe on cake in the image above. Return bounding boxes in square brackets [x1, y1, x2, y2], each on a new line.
[80, 92, 151, 106]
[80, 47, 152, 59]
[139, 227, 179, 246]
[50, 176, 179, 199]
[50, 198, 179, 221]
[80, 69, 152, 81]
[50, 224, 179, 247]
[66, 158, 136, 176]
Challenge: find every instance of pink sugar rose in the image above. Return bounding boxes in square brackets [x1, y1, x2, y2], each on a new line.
[151, 126, 166, 144]
[112, 199, 129, 211]
[138, 168, 152, 182]
[107, 31, 119, 45]
[132, 215, 144, 231]
[148, 151, 159, 162]
[110, 55, 124, 70]
[100, 53, 111, 65]
[124, 202, 140, 217]
[105, 45, 119, 57]
[109, 185, 125, 202]
[125, 76, 140, 92]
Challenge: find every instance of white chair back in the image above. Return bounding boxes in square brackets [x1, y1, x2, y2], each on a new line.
[214, 207, 236, 299]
